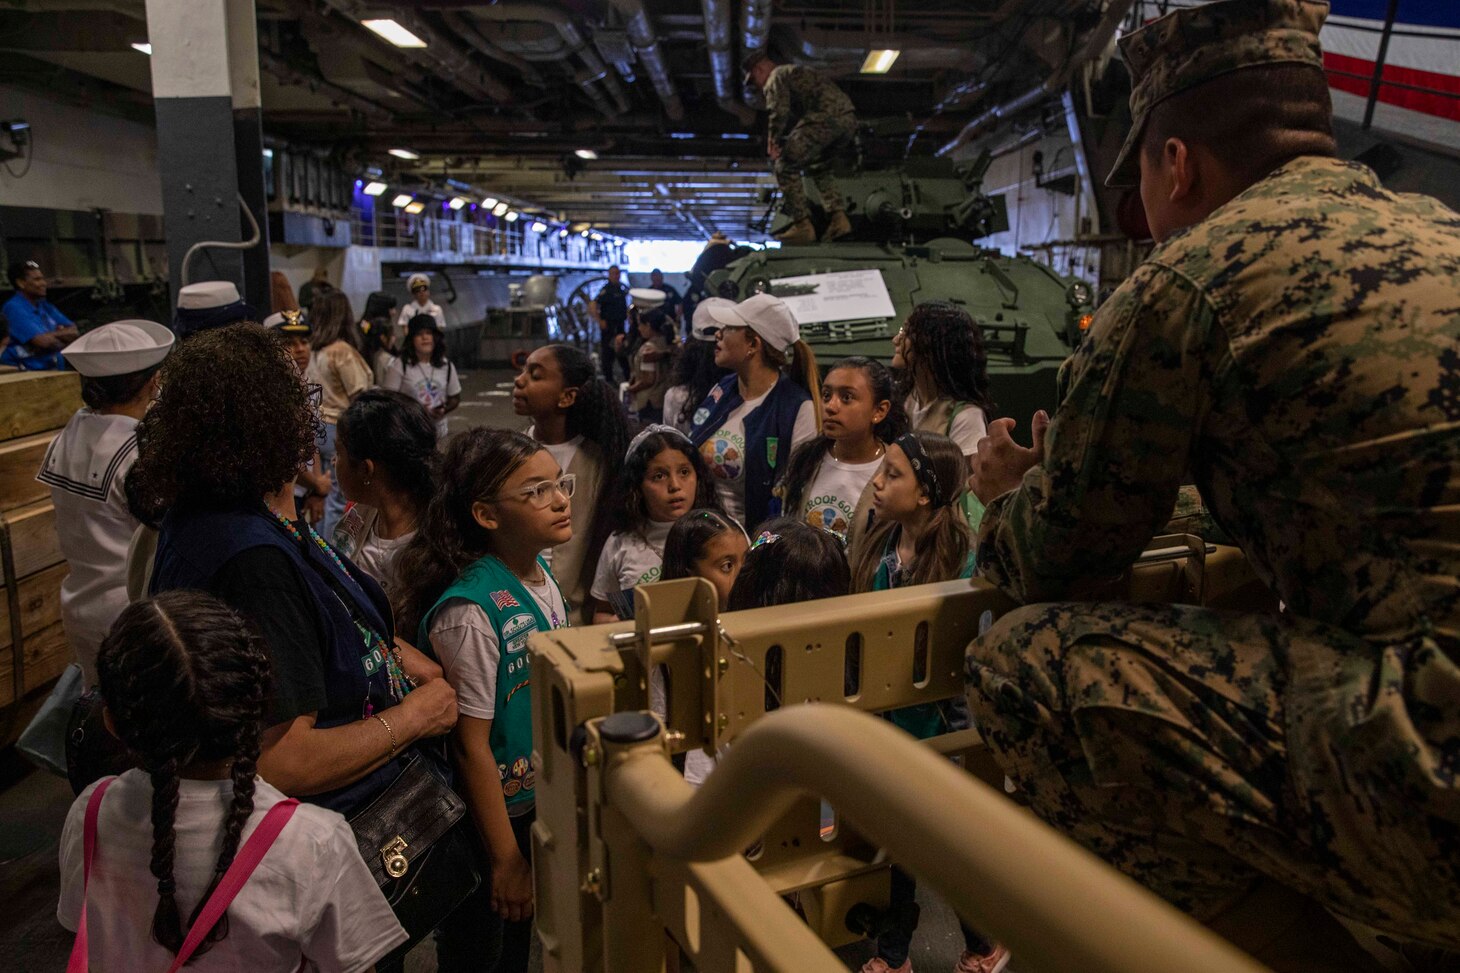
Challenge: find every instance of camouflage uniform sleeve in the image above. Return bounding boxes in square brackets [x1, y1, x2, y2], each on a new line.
[978, 261, 1224, 603]
[766, 69, 791, 143]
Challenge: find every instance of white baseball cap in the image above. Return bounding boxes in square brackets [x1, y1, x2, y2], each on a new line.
[690, 297, 736, 341]
[62, 319, 174, 377]
[705, 293, 799, 355]
[630, 287, 666, 310]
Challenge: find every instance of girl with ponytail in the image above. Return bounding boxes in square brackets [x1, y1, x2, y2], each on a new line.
[688, 294, 820, 532]
[845, 431, 1010, 973]
[512, 343, 631, 620]
[776, 356, 908, 550]
[59, 590, 404, 970]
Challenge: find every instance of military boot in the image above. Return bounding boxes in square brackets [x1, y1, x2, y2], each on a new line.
[822, 210, 852, 242]
[774, 219, 816, 245]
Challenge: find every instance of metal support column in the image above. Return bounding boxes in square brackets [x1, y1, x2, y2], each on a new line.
[144, 0, 270, 313]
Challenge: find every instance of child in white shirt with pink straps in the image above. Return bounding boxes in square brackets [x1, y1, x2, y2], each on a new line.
[58, 590, 404, 972]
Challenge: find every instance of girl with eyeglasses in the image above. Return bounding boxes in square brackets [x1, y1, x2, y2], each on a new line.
[395, 427, 574, 973]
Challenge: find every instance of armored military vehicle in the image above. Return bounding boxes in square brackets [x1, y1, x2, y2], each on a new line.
[704, 154, 1093, 424]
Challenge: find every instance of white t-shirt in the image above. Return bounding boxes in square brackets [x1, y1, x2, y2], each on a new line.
[906, 394, 989, 457]
[371, 349, 396, 387]
[662, 385, 692, 434]
[58, 771, 406, 973]
[700, 391, 817, 526]
[801, 453, 881, 539]
[36, 410, 140, 686]
[591, 522, 673, 605]
[331, 506, 414, 601]
[395, 300, 446, 338]
[381, 358, 460, 439]
[430, 574, 568, 723]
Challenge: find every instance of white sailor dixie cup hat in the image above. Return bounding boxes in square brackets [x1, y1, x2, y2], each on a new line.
[62, 319, 174, 377]
[630, 287, 667, 310]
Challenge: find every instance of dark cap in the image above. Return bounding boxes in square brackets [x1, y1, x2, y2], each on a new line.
[1105, 0, 1329, 188]
[741, 49, 771, 72]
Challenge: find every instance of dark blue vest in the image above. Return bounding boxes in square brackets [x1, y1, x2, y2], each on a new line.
[151, 505, 406, 814]
[689, 373, 810, 531]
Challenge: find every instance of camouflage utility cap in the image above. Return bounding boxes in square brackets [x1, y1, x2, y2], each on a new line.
[1105, 0, 1328, 188]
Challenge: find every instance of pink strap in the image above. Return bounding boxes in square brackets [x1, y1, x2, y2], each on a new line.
[67, 776, 117, 973]
[67, 777, 299, 973]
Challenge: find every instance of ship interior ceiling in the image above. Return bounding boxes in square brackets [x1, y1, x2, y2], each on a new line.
[0, 0, 1145, 242]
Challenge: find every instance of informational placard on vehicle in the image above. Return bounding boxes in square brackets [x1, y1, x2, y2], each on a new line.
[770, 269, 896, 324]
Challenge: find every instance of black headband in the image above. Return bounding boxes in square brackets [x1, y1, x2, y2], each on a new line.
[893, 432, 948, 508]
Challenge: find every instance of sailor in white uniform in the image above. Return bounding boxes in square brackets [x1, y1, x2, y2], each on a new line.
[394, 272, 446, 339]
[36, 319, 173, 685]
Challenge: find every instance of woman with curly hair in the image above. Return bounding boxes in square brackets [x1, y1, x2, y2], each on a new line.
[59, 590, 406, 970]
[130, 324, 457, 824]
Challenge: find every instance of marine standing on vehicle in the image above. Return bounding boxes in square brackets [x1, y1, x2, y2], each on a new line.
[744, 52, 857, 247]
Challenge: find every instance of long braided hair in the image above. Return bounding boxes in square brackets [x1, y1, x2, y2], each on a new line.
[96, 590, 272, 959]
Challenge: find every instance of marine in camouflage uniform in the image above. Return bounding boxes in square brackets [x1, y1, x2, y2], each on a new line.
[760, 62, 856, 229]
[966, 0, 1460, 953]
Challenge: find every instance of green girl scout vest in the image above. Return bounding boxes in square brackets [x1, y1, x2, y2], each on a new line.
[421, 554, 566, 811]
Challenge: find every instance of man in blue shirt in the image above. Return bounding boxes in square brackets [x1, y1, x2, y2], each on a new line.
[3, 260, 77, 370]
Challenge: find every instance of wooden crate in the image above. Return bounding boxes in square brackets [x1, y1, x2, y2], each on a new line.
[2, 501, 63, 581]
[0, 562, 67, 652]
[0, 431, 57, 513]
[0, 620, 69, 707]
[0, 371, 81, 440]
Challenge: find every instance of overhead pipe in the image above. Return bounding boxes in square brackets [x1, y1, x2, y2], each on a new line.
[936, 0, 1134, 157]
[440, 10, 546, 87]
[463, 4, 629, 114]
[741, 0, 772, 58]
[317, 0, 512, 104]
[701, 0, 756, 124]
[610, 0, 685, 120]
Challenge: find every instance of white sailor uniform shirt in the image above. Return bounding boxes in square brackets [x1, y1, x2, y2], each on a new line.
[36, 410, 141, 686]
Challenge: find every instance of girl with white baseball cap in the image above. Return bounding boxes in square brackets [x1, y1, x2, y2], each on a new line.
[687, 293, 822, 530]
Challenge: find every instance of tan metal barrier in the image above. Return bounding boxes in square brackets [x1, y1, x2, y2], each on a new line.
[530, 545, 1277, 973]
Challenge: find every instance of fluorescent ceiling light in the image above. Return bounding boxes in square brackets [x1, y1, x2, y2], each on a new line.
[363, 19, 427, 49]
[861, 49, 900, 74]
[449, 196, 469, 210]
[391, 194, 413, 208]
[131, 42, 151, 55]
[505, 211, 520, 222]
[404, 201, 425, 214]
[574, 148, 598, 160]
[388, 148, 420, 160]
[364, 181, 388, 196]
[492, 202, 509, 217]
[481, 197, 499, 209]
[530, 221, 547, 233]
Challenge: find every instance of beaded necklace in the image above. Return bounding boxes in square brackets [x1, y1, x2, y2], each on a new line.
[270, 510, 413, 706]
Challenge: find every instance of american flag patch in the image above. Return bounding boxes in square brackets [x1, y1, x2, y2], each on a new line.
[490, 590, 520, 610]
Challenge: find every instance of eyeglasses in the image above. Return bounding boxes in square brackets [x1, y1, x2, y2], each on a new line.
[492, 473, 576, 509]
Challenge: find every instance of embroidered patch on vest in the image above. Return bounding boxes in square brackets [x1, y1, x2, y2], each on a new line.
[490, 590, 521, 610]
[766, 435, 779, 467]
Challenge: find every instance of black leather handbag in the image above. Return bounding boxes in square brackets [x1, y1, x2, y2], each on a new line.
[348, 751, 481, 962]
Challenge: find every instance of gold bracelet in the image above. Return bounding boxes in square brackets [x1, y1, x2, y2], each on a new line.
[374, 713, 397, 758]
